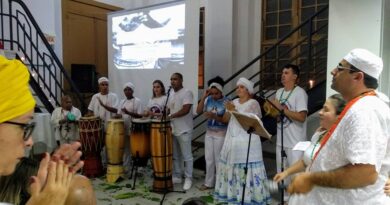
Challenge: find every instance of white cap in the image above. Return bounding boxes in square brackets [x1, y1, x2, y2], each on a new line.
[123, 82, 135, 91]
[98, 77, 109, 84]
[209, 82, 223, 93]
[343, 48, 383, 80]
[236, 77, 254, 94]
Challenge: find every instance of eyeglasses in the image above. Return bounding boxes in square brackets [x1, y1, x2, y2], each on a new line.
[3, 121, 36, 141]
[336, 65, 356, 73]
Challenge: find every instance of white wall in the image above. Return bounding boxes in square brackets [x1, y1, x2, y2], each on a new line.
[204, 0, 233, 82]
[379, 0, 390, 97]
[326, 0, 386, 97]
[204, 0, 262, 92]
[22, 0, 63, 61]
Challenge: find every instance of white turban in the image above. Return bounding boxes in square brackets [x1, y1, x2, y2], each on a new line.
[236, 77, 254, 94]
[344, 48, 383, 80]
[123, 82, 135, 91]
[209, 82, 223, 93]
[98, 77, 109, 84]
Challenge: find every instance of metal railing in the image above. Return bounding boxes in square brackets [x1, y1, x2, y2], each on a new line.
[0, 0, 86, 113]
[192, 5, 329, 151]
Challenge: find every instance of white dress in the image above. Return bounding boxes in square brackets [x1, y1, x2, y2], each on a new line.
[214, 99, 271, 205]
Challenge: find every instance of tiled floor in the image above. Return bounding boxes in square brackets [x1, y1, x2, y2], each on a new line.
[92, 142, 281, 205]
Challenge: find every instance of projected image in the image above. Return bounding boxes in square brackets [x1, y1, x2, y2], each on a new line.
[112, 4, 185, 69]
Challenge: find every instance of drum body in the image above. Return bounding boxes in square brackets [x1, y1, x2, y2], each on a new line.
[78, 116, 103, 177]
[106, 119, 125, 165]
[130, 118, 151, 166]
[105, 119, 125, 183]
[150, 119, 173, 192]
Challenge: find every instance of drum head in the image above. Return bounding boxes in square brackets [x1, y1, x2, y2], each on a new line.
[80, 116, 99, 121]
[151, 119, 170, 123]
[132, 118, 151, 123]
[108, 118, 124, 123]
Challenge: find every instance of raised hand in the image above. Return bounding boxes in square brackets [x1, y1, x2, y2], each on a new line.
[27, 156, 73, 205]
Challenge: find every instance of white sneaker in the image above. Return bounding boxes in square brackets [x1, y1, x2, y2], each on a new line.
[172, 176, 182, 184]
[183, 178, 192, 190]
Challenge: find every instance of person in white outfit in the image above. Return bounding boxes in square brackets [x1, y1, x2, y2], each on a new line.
[87, 77, 119, 129]
[168, 72, 194, 191]
[287, 48, 390, 205]
[117, 82, 143, 173]
[272, 64, 308, 202]
[196, 76, 227, 191]
[51, 95, 82, 145]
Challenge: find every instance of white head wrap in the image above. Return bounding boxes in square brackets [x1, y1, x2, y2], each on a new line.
[343, 48, 383, 80]
[98, 77, 109, 84]
[236, 77, 254, 94]
[209, 82, 223, 93]
[123, 82, 135, 91]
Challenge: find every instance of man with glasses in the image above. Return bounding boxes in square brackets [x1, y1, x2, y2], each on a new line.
[287, 48, 390, 205]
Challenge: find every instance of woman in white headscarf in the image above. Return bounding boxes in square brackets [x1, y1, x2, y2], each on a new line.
[214, 77, 271, 205]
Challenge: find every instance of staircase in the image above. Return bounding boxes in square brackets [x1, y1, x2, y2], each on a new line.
[192, 5, 329, 152]
[0, 0, 85, 113]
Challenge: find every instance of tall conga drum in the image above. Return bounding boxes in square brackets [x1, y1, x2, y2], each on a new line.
[105, 119, 125, 183]
[150, 119, 173, 192]
[78, 116, 103, 177]
[130, 118, 151, 166]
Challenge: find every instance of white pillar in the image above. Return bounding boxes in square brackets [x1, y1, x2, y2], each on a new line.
[326, 0, 388, 97]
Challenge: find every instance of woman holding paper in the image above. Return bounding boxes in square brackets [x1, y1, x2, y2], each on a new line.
[214, 77, 271, 205]
[273, 94, 346, 201]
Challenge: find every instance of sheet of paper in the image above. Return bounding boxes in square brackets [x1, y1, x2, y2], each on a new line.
[292, 141, 311, 151]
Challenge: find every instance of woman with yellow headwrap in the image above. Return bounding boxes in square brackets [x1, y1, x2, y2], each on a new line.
[0, 55, 77, 205]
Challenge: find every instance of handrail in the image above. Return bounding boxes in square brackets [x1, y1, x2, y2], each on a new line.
[0, 0, 87, 112]
[191, 5, 329, 148]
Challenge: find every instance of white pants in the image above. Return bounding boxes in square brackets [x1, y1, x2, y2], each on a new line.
[173, 132, 193, 179]
[204, 133, 225, 187]
[276, 145, 303, 201]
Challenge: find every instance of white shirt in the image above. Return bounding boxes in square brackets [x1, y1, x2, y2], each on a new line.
[51, 106, 81, 143]
[219, 99, 263, 164]
[146, 95, 168, 114]
[295, 96, 390, 205]
[117, 97, 143, 134]
[168, 88, 193, 136]
[88, 92, 118, 128]
[276, 86, 308, 148]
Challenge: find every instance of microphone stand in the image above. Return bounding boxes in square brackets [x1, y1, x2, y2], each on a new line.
[260, 94, 290, 204]
[241, 126, 255, 205]
[159, 87, 184, 205]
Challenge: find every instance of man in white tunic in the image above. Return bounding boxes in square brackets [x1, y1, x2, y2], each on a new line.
[87, 77, 119, 129]
[288, 48, 390, 205]
[51, 95, 81, 144]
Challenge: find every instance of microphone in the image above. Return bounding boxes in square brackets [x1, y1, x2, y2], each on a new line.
[167, 86, 172, 93]
[264, 180, 287, 193]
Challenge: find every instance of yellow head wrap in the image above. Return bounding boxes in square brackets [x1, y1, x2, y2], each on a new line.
[0, 56, 35, 123]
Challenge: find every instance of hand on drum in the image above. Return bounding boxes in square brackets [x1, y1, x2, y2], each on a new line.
[52, 141, 84, 173]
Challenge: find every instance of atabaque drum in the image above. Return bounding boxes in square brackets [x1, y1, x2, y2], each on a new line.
[105, 119, 125, 165]
[78, 116, 103, 177]
[130, 118, 151, 166]
[150, 119, 173, 192]
[105, 119, 125, 183]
